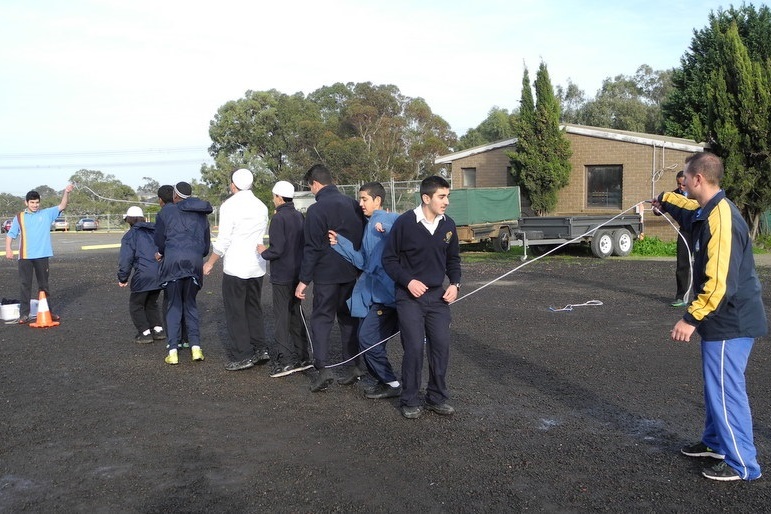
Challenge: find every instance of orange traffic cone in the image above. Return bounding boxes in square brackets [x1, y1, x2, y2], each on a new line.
[29, 291, 59, 328]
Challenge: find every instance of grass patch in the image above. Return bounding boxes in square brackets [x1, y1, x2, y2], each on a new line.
[631, 236, 676, 256]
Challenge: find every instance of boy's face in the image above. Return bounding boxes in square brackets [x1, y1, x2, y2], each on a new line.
[25, 198, 41, 212]
[358, 190, 381, 217]
[422, 187, 450, 218]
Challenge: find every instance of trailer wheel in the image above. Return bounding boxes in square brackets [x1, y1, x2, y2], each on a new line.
[493, 230, 510, 252]
[590, 230, 614, 258]
[612, 228, 633, 256]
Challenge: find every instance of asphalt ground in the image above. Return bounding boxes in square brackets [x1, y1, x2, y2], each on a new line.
[2, 231, 771, 512]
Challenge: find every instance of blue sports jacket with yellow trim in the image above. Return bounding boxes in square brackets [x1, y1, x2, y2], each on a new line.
[658, 189, 767, 340]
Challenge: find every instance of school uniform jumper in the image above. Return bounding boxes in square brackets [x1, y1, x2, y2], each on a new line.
[211, 189, 269, 362]
[382, 207, 461, 408]
[7, 206, 62, 317]
[154, 197, 213, 351]
[117, 221, 163, 334]
[660, 189, 767, 480]
[260, 201, 309, 365]
[298, 184, 365, 370]
[332, 209, 400, 385]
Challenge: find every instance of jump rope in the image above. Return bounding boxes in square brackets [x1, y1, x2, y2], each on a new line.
[72, 182, 694, 365]
[300, 200, 694, 369]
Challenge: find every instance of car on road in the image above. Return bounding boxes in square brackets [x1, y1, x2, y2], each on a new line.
[51, 217, 69, 231]
[75, 218, 98, 231]
[1, 219, 12, 233]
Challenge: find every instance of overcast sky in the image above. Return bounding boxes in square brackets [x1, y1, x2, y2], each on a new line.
[0, 0, 731, 196]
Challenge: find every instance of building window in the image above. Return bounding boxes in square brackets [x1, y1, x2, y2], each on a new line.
[462, 167, 476, 188]
[586, 165, 622, 208]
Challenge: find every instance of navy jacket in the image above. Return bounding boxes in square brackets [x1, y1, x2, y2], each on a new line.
[154, 197, 213, 287]
[659, 189, 767, 340]
[117, 221, 161, 293]
[261, 202, 305, 285]
[298, 185, 365, 285]
[382, 210, 461, 290]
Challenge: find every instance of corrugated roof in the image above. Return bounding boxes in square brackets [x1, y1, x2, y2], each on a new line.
[435, 124, 705, 164]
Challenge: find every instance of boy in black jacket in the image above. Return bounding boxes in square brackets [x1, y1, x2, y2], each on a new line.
[117, 206, 164, 344]
[382, 176, 461, 419]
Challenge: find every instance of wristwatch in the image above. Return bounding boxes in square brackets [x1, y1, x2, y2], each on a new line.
[452, 283, 461, 290]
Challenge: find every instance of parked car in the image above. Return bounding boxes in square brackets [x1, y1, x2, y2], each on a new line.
[51, 217, 69, 231]
[75, 218, 98, 231]
[1, 219, 12, 233]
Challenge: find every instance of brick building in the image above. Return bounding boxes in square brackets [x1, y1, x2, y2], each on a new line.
[434, 124, 705, 241]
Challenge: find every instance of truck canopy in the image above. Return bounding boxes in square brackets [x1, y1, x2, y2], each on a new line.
[446, 187, 521, 226]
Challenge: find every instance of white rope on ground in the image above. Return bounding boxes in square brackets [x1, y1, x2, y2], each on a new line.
[549, 300, 604, 312]
[298, 199, 693, 369]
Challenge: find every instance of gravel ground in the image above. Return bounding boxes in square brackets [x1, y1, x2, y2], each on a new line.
[2, 249, 771, 512]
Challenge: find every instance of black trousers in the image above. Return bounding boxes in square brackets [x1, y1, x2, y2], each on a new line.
[164, 277, 200, 350]
[222, 273, 266, 362]
[270, 282, 310, 364]
[18, 258, 51, 317]
[675, 232, 691, 300]
[309, 281, 359, 369]
[128, 289, 163, 334]
[395, 286, 451, 408]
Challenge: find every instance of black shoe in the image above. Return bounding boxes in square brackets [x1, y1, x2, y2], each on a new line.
[401, 405, 423, 419]
[680, 442, 725, 459]
[338, 365, 366, 385]
[16, 315, 30, 325]
[50, 314, 60, 322]
[225, 359, 255, 371]
[702, 461, 742, 481]
[365, 382, 402, 399]
[152, 329, 166, 341]
[252, 350, 270, 365]
[134, 332, 154, 344]
[270, 363, 299, 378]
[310, 368, 334, 392]
[426, 402, 455, 416]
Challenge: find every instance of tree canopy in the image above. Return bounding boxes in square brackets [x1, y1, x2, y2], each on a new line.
[204, 82, 457, 193]
[508, 63, 572, 215]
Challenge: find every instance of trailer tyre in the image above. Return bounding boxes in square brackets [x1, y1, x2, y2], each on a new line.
[590, 230, 614, 258]
[612, 228, 633, 256]
[493, 229, 510, 252]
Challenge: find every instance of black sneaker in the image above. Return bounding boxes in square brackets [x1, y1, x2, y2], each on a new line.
[134, 332, 154, 344]
[252, 350, 270, 365]
[365, 382, 402, 399]
[225, 359, 255, 372]
[270, 363, 297, 378]
[680, 442, 725, 459]
[338, 365, 366, 385]
[401, 405, 423, 419]
[702, 461, 741, 481]
[152, 329, 166, 341]
[309, 368, 334, 392]
[426, 402, 455, 416]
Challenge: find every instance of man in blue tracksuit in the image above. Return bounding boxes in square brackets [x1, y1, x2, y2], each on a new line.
[329, 182, 401, 400]
[154, 181, 213, 365]
[383, 176, 461, 419]
[295, 164, 366, 392]
[653, 152, 767, 481]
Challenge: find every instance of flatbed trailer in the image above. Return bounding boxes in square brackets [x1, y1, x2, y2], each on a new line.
[514, 214, 644, 259]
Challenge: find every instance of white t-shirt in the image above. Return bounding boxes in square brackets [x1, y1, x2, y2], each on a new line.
[212, 190, 268, 279]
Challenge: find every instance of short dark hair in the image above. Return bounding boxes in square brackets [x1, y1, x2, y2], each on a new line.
[685, 152, 723, 185]
[304, 164, 333, 187]
[124, 216, 143, 226]
[676, 170, 684, 180]
[157, 185, 174, 204]
[360, 182, 386, 204]
[420, 176, 450, 199]
[26, 190, 40, 202]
